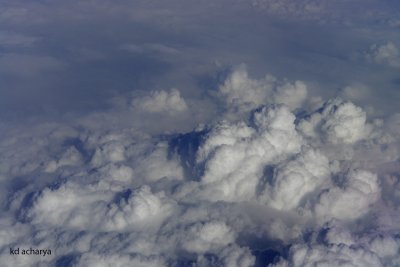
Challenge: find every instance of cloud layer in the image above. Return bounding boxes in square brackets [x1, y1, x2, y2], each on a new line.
[2, 62, 400, 266]
[1, 1, 400, 267]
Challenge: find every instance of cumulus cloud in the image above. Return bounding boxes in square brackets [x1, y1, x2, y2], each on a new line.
[2, 59, 400, 266]
[271, 243, 383, 267]
[132, 89, 188, 114]
[0, 2, 398, 267]
[45, 146, 83, 172]
[264, 149, 331, 210]
[189, 104, 303, 202]
[179, 221, 235, 253]
[75, 253, 166, 267]
[314, 169, 380, 221]
[218, 65, 308, 117]
[366, 42, 400, 68]
[271, 225, 400, 267]
[218, 64, 274, 110]
[1, 1, 400, 264]
[273, 81, 308, 111]
[298, 98, 372, 144]
[197, 245, 255, 267]
[103, 186, 175, 231]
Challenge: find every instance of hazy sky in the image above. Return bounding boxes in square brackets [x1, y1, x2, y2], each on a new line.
[1, 1, 400, 266]
[1, 0, 399, 120]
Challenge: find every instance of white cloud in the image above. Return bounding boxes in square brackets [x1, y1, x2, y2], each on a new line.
[218, 65, 308, 119]
[298, 98, 372, 144]
[271, 243, 383, 267]
[121, 43, 180, 55]
[366, 42, 400, 68]
[104, 186, 175, 231]
[130, 142, 184, 182]
[90, 140, 126, 167]
[75, 253, 166, 267]
[1, 62, 400, 266]
[264, 149, 331, 210]
[218, 64, 274, 111]
[369, 236, 399, 258]
[271, 226, 400, 267]
[180, 221, 235, 253]
[273, 80, 308, 110]
[216, 245, 255, 267]
[191, 104, 303, 202]
[0, 0, 400, 265]
[314, 169, 380, 221]
[132, 89, 188, 114]
[45, 146, 83, 172]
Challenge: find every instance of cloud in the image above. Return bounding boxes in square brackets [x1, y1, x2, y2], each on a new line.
[0, 76, 398, 267]
[271, 243, 383, 267]
[189, 104, 303, 202]
[273, 81, 308, 111]
[103, 185, 175, 231]
[314, 169, 380, 221]
[198, 245, 255, 267]
[130, 142, 184, 182]
[246, 0, 395, 23]
[75, 253, 166, 267]
[179, 221, 235, 253]
[132, 89, 188, 114]
[121, 43, 180, 55]
[218, 64, 274, 110]
[218, 65, 308, 118]
[90, 140, 126, 167]
[1, 0, 400, 265]
[2, 61, 400, 266]
[271, 226, 400, 267]
[27, 178, 176, 235]
[298, 98, 372, 144]
[264, 148, 331, 210]
[366, 42, 400, 68]
[45, 146, 83, 172]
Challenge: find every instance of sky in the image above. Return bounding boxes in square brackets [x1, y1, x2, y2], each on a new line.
[1, 0, 400, 266]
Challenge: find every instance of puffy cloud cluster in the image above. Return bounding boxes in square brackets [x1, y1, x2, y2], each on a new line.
[314, 169, 380, 221]
[132, 88, 188, 114]
[218, 65, 308, 118]
[271, 243, 383, 267]
[28, 182, 174, 232]
[190, 104, 303, 202]
[1, 64, 400, 267]
[1, 0, 400, 265]
[298, 98, 371, 144]
[264, 149, 331, 210]
[271, 226, 400, 267]
[366, 42, 400, 68]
